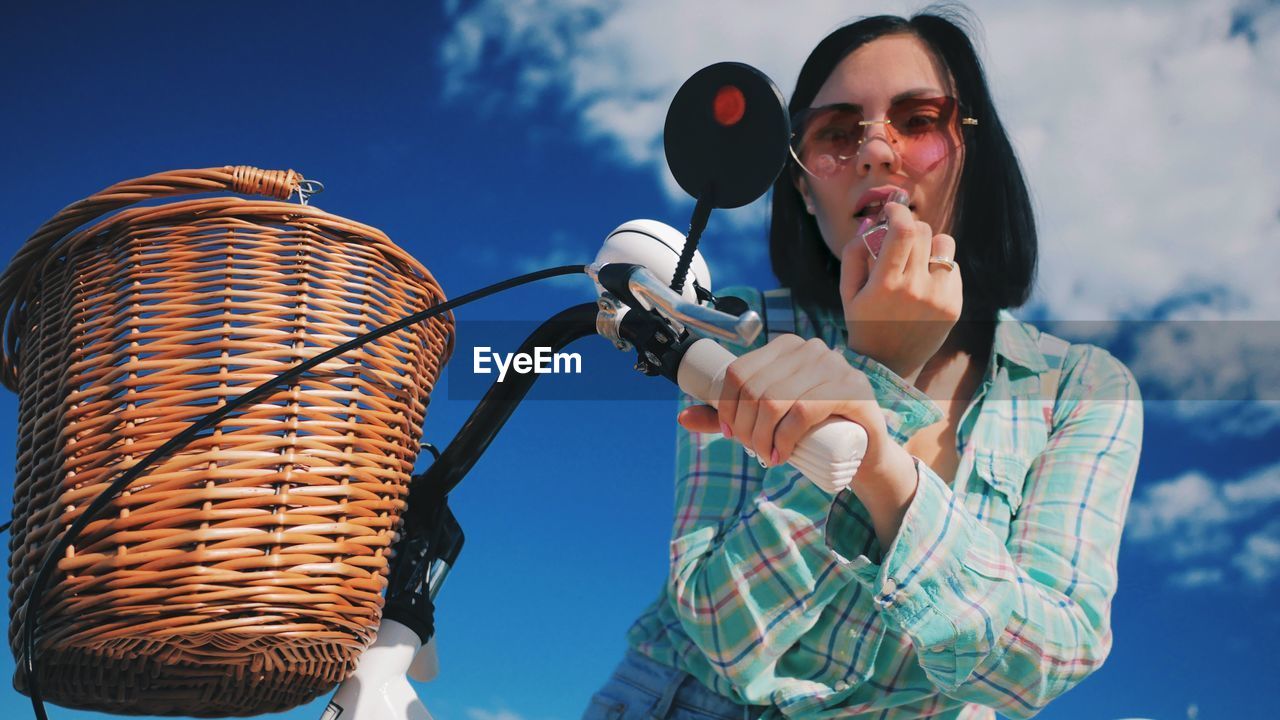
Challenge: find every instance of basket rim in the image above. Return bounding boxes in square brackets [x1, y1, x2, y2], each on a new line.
[0, 166, 456, 391]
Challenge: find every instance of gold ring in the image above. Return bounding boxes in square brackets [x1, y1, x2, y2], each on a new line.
[928, 256, 957, 272]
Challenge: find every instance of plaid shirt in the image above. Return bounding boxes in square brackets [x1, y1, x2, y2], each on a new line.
[626, 286, 1142, 719]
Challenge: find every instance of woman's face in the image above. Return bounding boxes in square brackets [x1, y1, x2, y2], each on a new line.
[795, 33, 965, 262]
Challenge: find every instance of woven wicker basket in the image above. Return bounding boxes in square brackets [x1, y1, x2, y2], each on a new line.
[0, 166, 454, 716]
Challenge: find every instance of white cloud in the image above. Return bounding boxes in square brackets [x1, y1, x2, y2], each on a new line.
[1126, 471, 1234, 559]
[1224, 467, 1280, 504]
[1127, 462, 1280, 585]
[439, 0, 1280, 322]
[1123, 321, 1280, 436]
[1128, 464, 1280, 541]
[513, 230, 598, 293]
[1168, 567, 1225, 588]
[1233, 520, 1280, 583]
[439, 0, 886, 244]
[467, 707, 529, 720]
[986, 1, 1278, 321]
[514, 230, 591, 273]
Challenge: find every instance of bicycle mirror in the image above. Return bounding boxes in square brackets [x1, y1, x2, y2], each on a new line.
[663, 62, 790, 209]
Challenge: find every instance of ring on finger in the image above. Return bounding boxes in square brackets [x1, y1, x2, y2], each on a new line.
[927, 256, 957, 272]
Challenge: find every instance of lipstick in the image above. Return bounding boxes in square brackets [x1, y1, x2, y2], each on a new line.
[855, 188, 909, 259]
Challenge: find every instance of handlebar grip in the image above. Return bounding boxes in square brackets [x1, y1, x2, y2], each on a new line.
[676, 338, 867, 494]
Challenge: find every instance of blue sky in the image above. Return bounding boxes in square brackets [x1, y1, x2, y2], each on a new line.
[1, 2, 1277, 720]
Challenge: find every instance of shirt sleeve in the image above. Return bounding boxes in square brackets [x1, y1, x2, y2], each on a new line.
[830, 345, 1143, 718]
[664, 286, 943, 703]
[838, 346, 944, 445]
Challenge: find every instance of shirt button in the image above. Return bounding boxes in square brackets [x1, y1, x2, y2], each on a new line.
[875, 578, 899, 608]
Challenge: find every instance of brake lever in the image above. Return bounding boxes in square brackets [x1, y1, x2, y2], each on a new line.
[586, 262, 761, 346]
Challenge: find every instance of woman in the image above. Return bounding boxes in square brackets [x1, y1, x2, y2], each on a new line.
[585, 10, 1141, 720]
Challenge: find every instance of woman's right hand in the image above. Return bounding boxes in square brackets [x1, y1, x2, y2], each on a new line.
[838, 200, 963, 383]
[676, 334, 909, 482]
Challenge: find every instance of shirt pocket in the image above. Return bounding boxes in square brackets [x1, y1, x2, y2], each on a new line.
[959, 451, 1032, 584]
[964, 448, 1031, 542]
[976, 449, 1029, 509]
[583, 694, 627, 720]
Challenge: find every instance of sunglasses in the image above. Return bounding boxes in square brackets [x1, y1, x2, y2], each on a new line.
[790, 96, 977, 178]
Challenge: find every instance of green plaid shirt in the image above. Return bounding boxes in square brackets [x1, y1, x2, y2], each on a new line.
[626, 286, 1143, 719]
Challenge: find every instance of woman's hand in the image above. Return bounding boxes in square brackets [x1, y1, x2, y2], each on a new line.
[676, 335, 905, 477]
[840, 201, 963, 384]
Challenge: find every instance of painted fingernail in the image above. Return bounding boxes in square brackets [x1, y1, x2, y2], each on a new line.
[744, 447, 756, 458]
[758, 456, 769, 468]
[720, 421, 732, 438]
[770, 449, 780, 466]
[854, 215, 875, 240]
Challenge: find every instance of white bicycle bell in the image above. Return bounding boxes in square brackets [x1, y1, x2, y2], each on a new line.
[593, 219, 713, 300]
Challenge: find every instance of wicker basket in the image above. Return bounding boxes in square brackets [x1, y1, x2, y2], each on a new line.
[0, 166, 455, 716]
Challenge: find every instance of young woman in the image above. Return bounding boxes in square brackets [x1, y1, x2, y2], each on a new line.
[584, 11, 1142, 720]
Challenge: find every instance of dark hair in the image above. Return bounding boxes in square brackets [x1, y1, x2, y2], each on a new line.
[770, 9, 1037, 344]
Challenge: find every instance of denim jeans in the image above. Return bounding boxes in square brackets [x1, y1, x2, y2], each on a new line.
[582, 649, 771, 720]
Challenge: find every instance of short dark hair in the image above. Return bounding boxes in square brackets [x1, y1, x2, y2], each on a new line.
[770, 9, 1037, 334]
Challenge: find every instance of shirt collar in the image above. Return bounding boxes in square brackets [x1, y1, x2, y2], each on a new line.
[993, 309, 1048, 374]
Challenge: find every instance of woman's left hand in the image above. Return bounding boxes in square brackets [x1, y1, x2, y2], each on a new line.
[839, 202, 963, 384]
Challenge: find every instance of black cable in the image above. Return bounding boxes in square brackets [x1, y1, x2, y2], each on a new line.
[669, 191, 714, 297]
[20, 264, 586, 720]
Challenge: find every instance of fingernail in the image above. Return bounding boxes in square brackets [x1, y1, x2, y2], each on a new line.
[744, 447, 755, 458]
[758, 456, 769, 468]
[770, 448, 779, 466]
[720, 421, 732, 438]
[853, 216, 875, 240]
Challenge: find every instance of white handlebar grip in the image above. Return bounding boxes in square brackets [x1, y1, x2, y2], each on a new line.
[676, 338, 868, 494]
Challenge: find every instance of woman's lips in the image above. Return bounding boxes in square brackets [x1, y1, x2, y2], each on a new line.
[854, 186, 909, 216]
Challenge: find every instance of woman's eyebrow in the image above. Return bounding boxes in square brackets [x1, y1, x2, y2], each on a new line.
[892, 87, 945, 102]
[835, 88, 946, 112]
